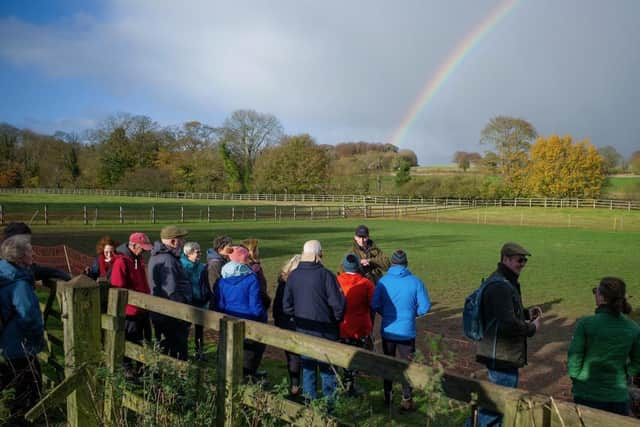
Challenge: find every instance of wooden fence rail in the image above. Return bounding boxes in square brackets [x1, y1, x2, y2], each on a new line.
[26, 278, 640, 426]
[1, 187, 639, 209]
[1, 197, 638, 226]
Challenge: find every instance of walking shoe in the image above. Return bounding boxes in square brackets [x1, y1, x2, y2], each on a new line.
[400, 397, 416, 412]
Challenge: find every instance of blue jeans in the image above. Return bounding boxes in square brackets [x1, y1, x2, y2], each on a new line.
[465, 368, 519, 427]
[301, 356, 337, 402]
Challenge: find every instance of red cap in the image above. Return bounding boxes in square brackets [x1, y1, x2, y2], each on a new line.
[129, 232, 152, 251]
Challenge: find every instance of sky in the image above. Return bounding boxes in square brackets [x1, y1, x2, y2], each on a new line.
[1, 0, 639, 165]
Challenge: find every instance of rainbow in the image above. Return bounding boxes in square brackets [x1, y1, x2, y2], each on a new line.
[390, 0, 519, 148]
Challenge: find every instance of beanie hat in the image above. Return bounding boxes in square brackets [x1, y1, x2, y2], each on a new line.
[3, 222, 32, 240]
[391, 249, 408, 265]
[342, 253, 360, 273]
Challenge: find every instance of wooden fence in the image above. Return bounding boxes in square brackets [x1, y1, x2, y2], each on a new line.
[1, 198, 639, 226]
[1, 187, 639, 210]
[24, 276, 640, 426]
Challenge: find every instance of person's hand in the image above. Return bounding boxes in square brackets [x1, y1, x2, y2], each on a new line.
[360, 258, 370, 267]
[529, 306, 542, 320]
[532, 316, 541, 331]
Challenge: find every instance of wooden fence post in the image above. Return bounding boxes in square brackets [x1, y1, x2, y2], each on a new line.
[151, 206, 156, 224]
[216, 317, 244, 427]
[231, 207, 235, 222]
[207, 206, 211, 222]
[119, 206, 124, 224]
[83, 206, 88, 225]
[61, 275, 102, 427]
[103, 288, 128, 425]
[44, 204, 49, 225]
[180, 205, 184, 223]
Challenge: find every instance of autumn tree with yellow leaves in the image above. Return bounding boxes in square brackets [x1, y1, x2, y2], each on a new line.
[528, 135, 605, 197]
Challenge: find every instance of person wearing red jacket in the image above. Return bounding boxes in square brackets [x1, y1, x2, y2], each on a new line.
[337, 253, 375, 396]
[110, 232, 153, 378]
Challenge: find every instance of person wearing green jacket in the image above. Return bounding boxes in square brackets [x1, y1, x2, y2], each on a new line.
[568, 277, 640, 416]
[339, 225, 390, 285]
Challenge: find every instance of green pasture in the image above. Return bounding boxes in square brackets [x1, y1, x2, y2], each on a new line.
[29, 216, 640, 424]
[601, 176, 640, 198]
[431, 206, 640, 231]
[30, 218, 639, 321]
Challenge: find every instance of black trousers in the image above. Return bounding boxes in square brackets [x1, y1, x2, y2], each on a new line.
[340, 337, 367, 390]
[382, 338, 415, 399]
[0, 356, 42, 426]
[153, 316, 190, 361]
[243, 339, 266, 378]
[124, 312, 151, 371]
[284, 350, 301, 388]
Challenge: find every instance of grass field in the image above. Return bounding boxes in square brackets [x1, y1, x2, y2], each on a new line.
[30, 218, 639, 320]
[25, 210, 640, 423]
[601, 176, 640, 198]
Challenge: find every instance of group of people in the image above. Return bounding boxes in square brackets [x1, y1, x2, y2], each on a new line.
[0, 220, 639, 425]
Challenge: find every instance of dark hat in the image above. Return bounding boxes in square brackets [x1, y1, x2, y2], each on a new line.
[160, 225, 189, 240]
[355, 225, 369, 237]
[391, 249, 408, 265]
[342, 253, 360, 273]
[3, 222, 32, 240]
[500, 242, 531, 257]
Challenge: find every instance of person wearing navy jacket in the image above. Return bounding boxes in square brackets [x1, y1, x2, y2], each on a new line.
[148, 225, 192, 361]
[283, 240, 345, 405]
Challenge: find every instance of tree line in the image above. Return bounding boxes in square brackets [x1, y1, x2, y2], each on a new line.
[0, 110, 417, 194]
[1, 112, 638, 198]
[402, 116, 639, 199]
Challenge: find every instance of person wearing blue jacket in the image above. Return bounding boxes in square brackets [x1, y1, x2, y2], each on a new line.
[148, 225, 192, 361]
[180, 241, 210, 361]
[371, 249, 431, 411]
[0, 235, 44, 425]
[215, 245, 266, 381]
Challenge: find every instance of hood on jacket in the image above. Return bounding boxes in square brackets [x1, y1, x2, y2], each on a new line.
[386, 264, 411, 278]
[206, 248, 224, 262]
[151, 241, 181, 258]
[0, 259, 33, 289]
[116, 242, 133, 258]
[221, 261, 252, 278]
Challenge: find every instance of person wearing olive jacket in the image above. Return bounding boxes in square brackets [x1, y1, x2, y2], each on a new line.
[568, 277, 640, 416]
[339, 224, 390, 285]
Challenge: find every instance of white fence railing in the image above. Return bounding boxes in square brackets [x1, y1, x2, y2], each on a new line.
[1, 187, 639, 210]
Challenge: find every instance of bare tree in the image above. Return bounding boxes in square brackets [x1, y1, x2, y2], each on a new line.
[219, 109, 283, 191]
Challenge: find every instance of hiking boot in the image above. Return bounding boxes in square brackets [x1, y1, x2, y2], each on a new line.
[400, 397, 416, 412]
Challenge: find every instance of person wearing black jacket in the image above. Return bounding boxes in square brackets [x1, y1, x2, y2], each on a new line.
[283, 240, 345, 404]
[470, 242, 542, 427]
[148, 225, 192, 360]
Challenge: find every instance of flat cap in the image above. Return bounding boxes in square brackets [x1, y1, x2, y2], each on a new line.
[500, 242, 531, 257]
[160, 225, 189, 240]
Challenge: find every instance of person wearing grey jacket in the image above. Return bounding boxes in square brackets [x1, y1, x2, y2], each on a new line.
[148, 225, 192, 360]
